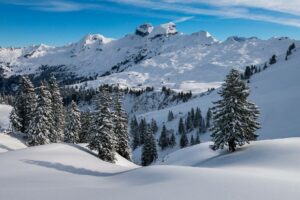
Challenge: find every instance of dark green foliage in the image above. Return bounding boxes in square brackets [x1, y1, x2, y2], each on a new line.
[180, 132, 188, 148]
[130, 115, 140, 150]
[169, 133, 176, 147]
[79, 111, 92, 143]
[211, 69, 260, 152]
[158, 124, 169, 150]
[138, 118, 147, 145]
[151, 118, 158, 133]
[206, 108, 212, 128]
[88, 86, 116, 163]
[185, 112, 193, 132]
[190, 135, 195, 146]
[178, 117, 185, 135]
[168, 110, 174, 121]
[113, 90, 131, 161]
[141, 127, 157, 166]
[195, 133, 201, 144]
[194, 107, 202, 128]
[269, 54, 277, 65]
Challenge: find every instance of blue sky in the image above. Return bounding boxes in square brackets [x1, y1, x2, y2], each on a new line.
[1, 0, 300, 47]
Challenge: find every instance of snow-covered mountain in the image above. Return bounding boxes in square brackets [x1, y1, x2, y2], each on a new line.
[1, 22, 298, 92]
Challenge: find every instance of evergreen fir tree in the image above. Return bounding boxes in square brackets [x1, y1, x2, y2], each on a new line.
[13, 76, 36, 134]
[9, 107, 22, 132]
[130, 115, 140, 150]
[193, 107, 202, 128]
[190, 108, 195, 122]
[141, 127, 158, 166]
[150, 118, 158, 133]
[79, 111, 92, 143]
[48, 75, 64, 142]
[64, 100, 81, 143]
[113, 90, 131, 161]
[206, 108, 212, 128]
[199, 118, 206, 133]
[190, 135, 195, 146]
[27, 82, 52, 146]
[195, 133, 201, 144]
[88, 86, 116, 162]
[185, 112, 193, 132]
[158, 124, 168, 150]
[138, 118, 147, 144]
[178, 117, 185, 135]
[211, 69, 260, 152]
[180, 132, 188, 148]
[269, 54, 277, 65]
[169, 133, 176, 147]
[168, 110, 174, 121]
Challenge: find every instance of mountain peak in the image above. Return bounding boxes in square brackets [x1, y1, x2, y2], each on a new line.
[135, 23, 154, 37]
[149, 22, 177, 37]
[79, 34, 112, 46]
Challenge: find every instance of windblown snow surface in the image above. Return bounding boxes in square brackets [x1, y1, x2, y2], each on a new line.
[1, 138, 300, 200]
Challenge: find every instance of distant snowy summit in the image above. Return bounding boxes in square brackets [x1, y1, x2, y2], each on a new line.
[0, 22, 298, 92]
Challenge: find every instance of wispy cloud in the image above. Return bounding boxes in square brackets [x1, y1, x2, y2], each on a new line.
[1, 0, 300, 28]
[172, 16, 194, 23]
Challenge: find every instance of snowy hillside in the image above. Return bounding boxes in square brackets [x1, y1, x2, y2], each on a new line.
[0, 104, 12, 129]
[1, 22, 299, 92]
[1, 136, 300, 200]
[134, 45, 300, 161]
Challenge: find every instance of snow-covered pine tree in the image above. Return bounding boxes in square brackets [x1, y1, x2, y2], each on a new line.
[190, 108, 195, 123]
[169, 133, 176, 147]
[9, 107, 22, 132]
[194, 107, 202, 128]
[199, 118, 206, 133]
[113, 89, 131, 161]
[138, 118, 147, 144]
[13, 76, 36, 134]
[269, 54, 277, 65]
[206, 108, 212, 128]
[141, 126, 157, 166]
[79, 111, 92, 143]
[64, 100, 81, 143]
[48, 75, 64, 142]
[195, 133, 201, 144]
[27, 82, 52, 146]
[185, 112, 193, 132]
[211, 69, 260, 152]
[150, 118, 158, 133]
[190, 135, 195, 145]
[130, 115, 140, 150]
[158, 124, 168, 150]
[178, 117, 185, 135]
[180, 132, 188, 148]
[88, 86, 116, 163]
[168, 110, 174, 121]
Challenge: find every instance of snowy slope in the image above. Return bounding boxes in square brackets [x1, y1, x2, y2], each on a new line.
[0, 104, 12, 129]
[0, 134, 26, 153]
[1, 23, 298, 92]
[160, 138, 300, 171]
[134, 47, 300, 161]
[1, 139, 300, 200]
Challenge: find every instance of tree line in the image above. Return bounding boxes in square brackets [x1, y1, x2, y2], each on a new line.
[10, 76, 131, 162]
